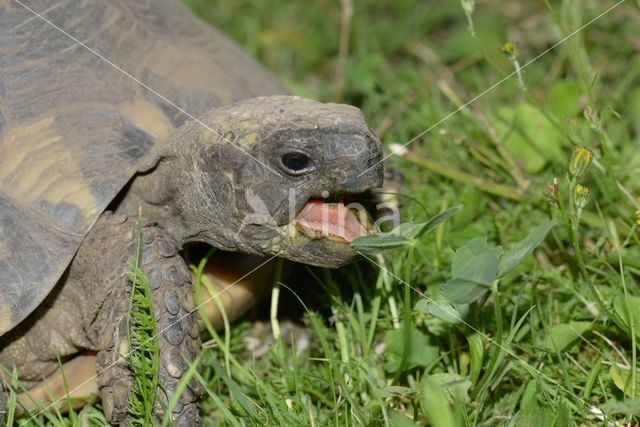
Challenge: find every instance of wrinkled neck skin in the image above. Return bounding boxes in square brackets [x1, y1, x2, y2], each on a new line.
[115, 124, 242, 252]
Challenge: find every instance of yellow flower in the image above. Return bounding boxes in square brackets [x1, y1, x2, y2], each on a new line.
[635, 210, 640, 226]
[500, 41, 518, 56]
[569, 147, 593, 178]
[573, 184, 590, 210]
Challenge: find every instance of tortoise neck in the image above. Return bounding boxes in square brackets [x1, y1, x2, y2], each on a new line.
[115, 158, 190, 245]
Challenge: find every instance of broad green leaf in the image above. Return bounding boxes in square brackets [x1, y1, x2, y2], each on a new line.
[389, 410, 419, 427]
[554, 399, 571, 427]
[351, 205, 462, 252]
[415, 299, 465, 324]
[384, 327, 439, 373]
[610, 365, 640, 398]
[427, 373, 472, 403]
[451, 237, 502, 278]
[441, 277, 491, 305]
[544, 321, 591, 352]
[451, 239, 500, 282]
[442, 237, 500, 304]
[498, 220, 556, 278]
[452, 253, 499, 284]
[515, 381, 555, 426]
[520, 380, 538, 411]
[420, 377, 456, 427]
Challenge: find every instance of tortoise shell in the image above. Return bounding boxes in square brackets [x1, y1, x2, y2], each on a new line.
[0, 0, 287, 335]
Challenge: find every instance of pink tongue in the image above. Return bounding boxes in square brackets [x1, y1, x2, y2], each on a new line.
[296, 199, 368, 242]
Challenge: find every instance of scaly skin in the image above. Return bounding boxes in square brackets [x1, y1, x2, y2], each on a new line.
[4, 242, 277, 419]
[94, 216, 201, 426]
[0, 213, 202, 425]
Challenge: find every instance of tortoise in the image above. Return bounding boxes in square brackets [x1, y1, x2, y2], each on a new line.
[0, 0, 385, 424]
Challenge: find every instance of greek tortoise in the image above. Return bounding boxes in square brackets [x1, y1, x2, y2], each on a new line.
[0, 0, 384, 424]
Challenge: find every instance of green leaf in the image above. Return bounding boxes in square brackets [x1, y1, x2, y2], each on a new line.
[441, 277, 491, 305]
[351, 205, 462, 253]
[441, 237, 499, 304]
[349, 233, 411, 252]
[452, 252, 499, 285]
[389, 410, 419, 427]
[420, 377, 456, 427]
[415, 299, 466, 324]
[427, 373, 472, 403]
[451, 237, 502, 277]
[415, 205, 463, 238]
[384, 327, 439, 373]
[610, 365, 640, 398]
[554, 399, 571, 427]
[605, 398, 640, 416]
[613, 294, 640, 338]
[467, 333, 484, 385]
[498, 220, 556, 277]
[516, 381, 555, 426]
[544, 321, 591, 352]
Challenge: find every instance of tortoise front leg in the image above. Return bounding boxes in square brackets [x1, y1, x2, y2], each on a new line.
[80, 214, 201, 426]
[10, 252, 279, 419]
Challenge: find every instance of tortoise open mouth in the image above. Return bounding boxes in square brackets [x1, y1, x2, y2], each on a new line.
[294, 195, 377, 244]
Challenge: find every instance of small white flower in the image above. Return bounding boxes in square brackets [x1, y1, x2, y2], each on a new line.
[389, 143, 407, 157]
[588, 406, 604, 419]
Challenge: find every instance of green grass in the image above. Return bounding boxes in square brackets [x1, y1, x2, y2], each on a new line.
[183, 0, 640, 424]
[126, 214, 160, 426]
[9, 0, 640, 425]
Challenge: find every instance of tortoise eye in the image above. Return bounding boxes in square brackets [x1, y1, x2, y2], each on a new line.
[281, 152, 312, 174]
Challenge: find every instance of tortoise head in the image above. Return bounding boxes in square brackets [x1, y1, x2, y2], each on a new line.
[165, 96, 384, 267]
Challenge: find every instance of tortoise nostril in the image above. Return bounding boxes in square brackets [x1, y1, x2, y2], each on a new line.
[363, 134, 383, 165]
[366, 155, 377, 169]
[366, 146, 384, 168]
[364, 134, 374, 149]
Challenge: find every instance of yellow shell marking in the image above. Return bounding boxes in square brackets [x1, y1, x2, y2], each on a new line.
[0, 117, 99, 229]
[119, 98, 174, 141]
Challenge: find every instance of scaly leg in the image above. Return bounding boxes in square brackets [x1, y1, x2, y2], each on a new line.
[77, 213, 201, 426]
